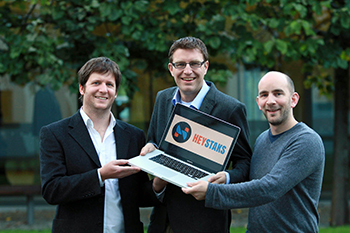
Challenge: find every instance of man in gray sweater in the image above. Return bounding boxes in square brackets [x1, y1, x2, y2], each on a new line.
[183, 71, 325, 233]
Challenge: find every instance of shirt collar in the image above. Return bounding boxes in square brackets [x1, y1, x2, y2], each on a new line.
[171, 81, 210, 109]
[80, 107, 116, 129]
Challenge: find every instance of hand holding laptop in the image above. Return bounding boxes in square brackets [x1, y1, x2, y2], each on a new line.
[140, 143, 157, 155]
[182, 180, 208, 201]
[182, 171, 226, 200]
[207, 171, 227, 184]
[99, 159, 141, 181]
[140, 143, 169, 193]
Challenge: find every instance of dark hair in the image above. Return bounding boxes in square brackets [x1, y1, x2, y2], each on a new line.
[168, 37, 209, 63]
[78, 57, 121, 101]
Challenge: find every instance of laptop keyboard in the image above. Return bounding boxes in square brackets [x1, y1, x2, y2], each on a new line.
[150, 154, 209, 179]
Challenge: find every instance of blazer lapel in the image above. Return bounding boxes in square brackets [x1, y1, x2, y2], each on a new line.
[199, 81, 217, 114]
[114, 121, 130, 159]
[68, 112, 101, 167]
[166, 95, 175, 119]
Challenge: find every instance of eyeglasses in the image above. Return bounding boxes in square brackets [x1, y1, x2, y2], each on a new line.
[171, 61, 206, 69]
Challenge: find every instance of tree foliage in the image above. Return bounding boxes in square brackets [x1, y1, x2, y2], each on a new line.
[0, 0, 243, 96]
[1, 0, 349, 96]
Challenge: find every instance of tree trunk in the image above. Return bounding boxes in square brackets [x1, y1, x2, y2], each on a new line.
[303, 73, 313, 127]
[0, 90, 2, 126]
[330, 67, 350, 226]
[149, 70, 154, 120]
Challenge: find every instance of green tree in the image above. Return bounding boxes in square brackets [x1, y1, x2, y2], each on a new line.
[0, 0, 235, 96]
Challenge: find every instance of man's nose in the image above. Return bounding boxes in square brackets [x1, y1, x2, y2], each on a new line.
[183, 64, 193, 74]
[99, 83, 108, 92]
[266, 94, 276, 105]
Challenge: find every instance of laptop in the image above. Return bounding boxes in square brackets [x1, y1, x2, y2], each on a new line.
[128, 103, 241, 188]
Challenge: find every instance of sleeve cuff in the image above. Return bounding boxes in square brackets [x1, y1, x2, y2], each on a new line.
[153, 186, 166, 202]
[224, 171, 230, 184]
[152, 142, 159, 149]
[97, 168, 104, 187]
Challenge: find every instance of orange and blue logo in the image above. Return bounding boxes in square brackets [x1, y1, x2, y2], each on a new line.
[192, 133, 227, 154]
[171, 121, 227, 155]
[172, 122, 191, 143]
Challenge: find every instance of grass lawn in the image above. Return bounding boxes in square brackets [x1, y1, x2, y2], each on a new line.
[229, 227, 350, 233]
[319, 226, 350, 233]
[1, 226, 350, 233]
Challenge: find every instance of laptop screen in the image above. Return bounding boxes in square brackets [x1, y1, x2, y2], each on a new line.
[159, 104, 241, 173]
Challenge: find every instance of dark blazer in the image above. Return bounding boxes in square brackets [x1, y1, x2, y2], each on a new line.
[147, 81, 252, 233]
[40, 111, 159, 233]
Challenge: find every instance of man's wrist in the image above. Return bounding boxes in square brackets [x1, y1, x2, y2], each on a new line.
[97, 168, 104, 187]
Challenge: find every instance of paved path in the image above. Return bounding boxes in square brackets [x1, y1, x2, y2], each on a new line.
[0, 196, 332, 230]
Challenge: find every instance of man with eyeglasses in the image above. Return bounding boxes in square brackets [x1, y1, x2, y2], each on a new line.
[140, 37, 252, 233]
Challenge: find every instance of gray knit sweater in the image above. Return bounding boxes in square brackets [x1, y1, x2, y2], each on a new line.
[206, 123, 325, 233]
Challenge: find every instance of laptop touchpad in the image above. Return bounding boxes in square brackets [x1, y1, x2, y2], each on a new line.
[152, 167, 177, 178]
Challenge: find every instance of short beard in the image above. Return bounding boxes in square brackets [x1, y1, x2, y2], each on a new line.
[264, 107, 290, 126]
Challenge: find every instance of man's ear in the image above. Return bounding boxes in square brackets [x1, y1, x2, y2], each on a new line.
[79, 84, 84, 96]
[291, 92, 300, 108]
[256, 96, 262, 110]
[203, 61, 209, 75]
[168, 63, 174, 77]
